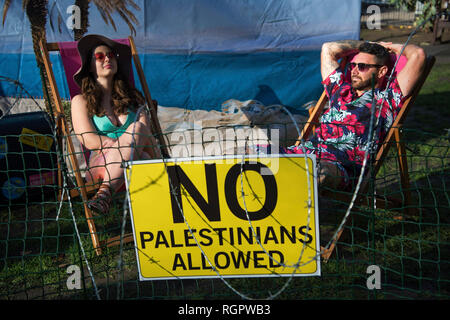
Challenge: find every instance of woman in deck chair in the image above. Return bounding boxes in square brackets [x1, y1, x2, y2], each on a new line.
[70, 34, 161, 215]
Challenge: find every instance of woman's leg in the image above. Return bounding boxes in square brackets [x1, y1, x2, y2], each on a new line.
[86, 122, 161, 215]
[96, 122, 159, 192]
[123, 121, 161, 160]
[87, 123, 158, 214]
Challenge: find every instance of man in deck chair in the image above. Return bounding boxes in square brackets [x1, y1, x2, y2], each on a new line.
[281, 40, 426, 190]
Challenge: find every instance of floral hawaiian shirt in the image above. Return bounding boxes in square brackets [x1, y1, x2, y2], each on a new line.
[285, 65, 405, 181]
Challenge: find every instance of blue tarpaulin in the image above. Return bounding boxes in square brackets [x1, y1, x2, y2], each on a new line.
[0, 0, 361, 111]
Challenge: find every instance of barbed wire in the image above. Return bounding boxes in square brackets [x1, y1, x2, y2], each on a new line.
[115, 103, 317, 300]
[116, 15, 433, 295]
[109, 97, 379, 300]
[1, 15, 432, 297]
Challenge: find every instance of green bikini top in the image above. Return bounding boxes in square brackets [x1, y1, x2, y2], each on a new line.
[92, 110, 137, 139]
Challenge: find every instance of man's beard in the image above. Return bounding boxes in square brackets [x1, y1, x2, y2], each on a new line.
[351, 76, 374, 91]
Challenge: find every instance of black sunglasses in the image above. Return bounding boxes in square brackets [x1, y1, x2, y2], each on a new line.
[349, 62, 383, 72]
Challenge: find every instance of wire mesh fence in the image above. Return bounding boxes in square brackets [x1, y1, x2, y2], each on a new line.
[0, 71, 448, 300]
[0, 99, 448, 299]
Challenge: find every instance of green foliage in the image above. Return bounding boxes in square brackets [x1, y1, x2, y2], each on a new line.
[388, 0, 418, 11]
[389, 0, 443, 29]
[415, 0, 440, 29]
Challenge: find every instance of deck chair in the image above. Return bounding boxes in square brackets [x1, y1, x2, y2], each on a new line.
[296, 53, 436, 261]
[39, 36, 169, 255]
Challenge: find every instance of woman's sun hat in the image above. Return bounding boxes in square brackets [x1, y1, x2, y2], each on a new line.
[73, 34, 133, 88]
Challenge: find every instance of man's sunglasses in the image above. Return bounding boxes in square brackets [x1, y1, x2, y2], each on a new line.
[93, 52, 118, 62]
[349, 62, 383, 72]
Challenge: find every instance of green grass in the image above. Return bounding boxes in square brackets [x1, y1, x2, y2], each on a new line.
[0, 197, 140, 299]
[404, 63, 450, 140]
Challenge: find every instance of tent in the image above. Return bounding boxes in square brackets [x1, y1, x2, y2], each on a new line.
[0, 0, 361, 111]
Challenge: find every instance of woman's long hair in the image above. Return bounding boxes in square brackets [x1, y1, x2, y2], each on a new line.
[80, 68, 145, 117]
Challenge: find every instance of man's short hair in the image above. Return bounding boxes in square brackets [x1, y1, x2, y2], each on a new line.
[358, 42, 391, 66]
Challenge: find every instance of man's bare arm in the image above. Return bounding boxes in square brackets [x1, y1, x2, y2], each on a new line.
[379, 42, 426, 97]
[321, 40, 364, 80]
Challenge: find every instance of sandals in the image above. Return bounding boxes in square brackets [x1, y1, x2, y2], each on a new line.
[87, 184, 113, 215]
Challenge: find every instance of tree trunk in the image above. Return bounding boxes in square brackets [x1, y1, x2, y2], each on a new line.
[25, 0, 53, 114]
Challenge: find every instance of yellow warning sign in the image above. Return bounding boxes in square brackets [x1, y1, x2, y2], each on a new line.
[19, 128, 53, 152]
[125, 155, 320, 281]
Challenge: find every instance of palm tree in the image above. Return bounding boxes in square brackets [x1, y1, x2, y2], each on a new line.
[1, 0, 141, 112]
[1, 0, 52, 112]
[74, 0, 140, 40]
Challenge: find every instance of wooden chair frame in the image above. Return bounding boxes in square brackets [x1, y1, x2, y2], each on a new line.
[297, 55, 436, 261]
[39, 36, 168, 255]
